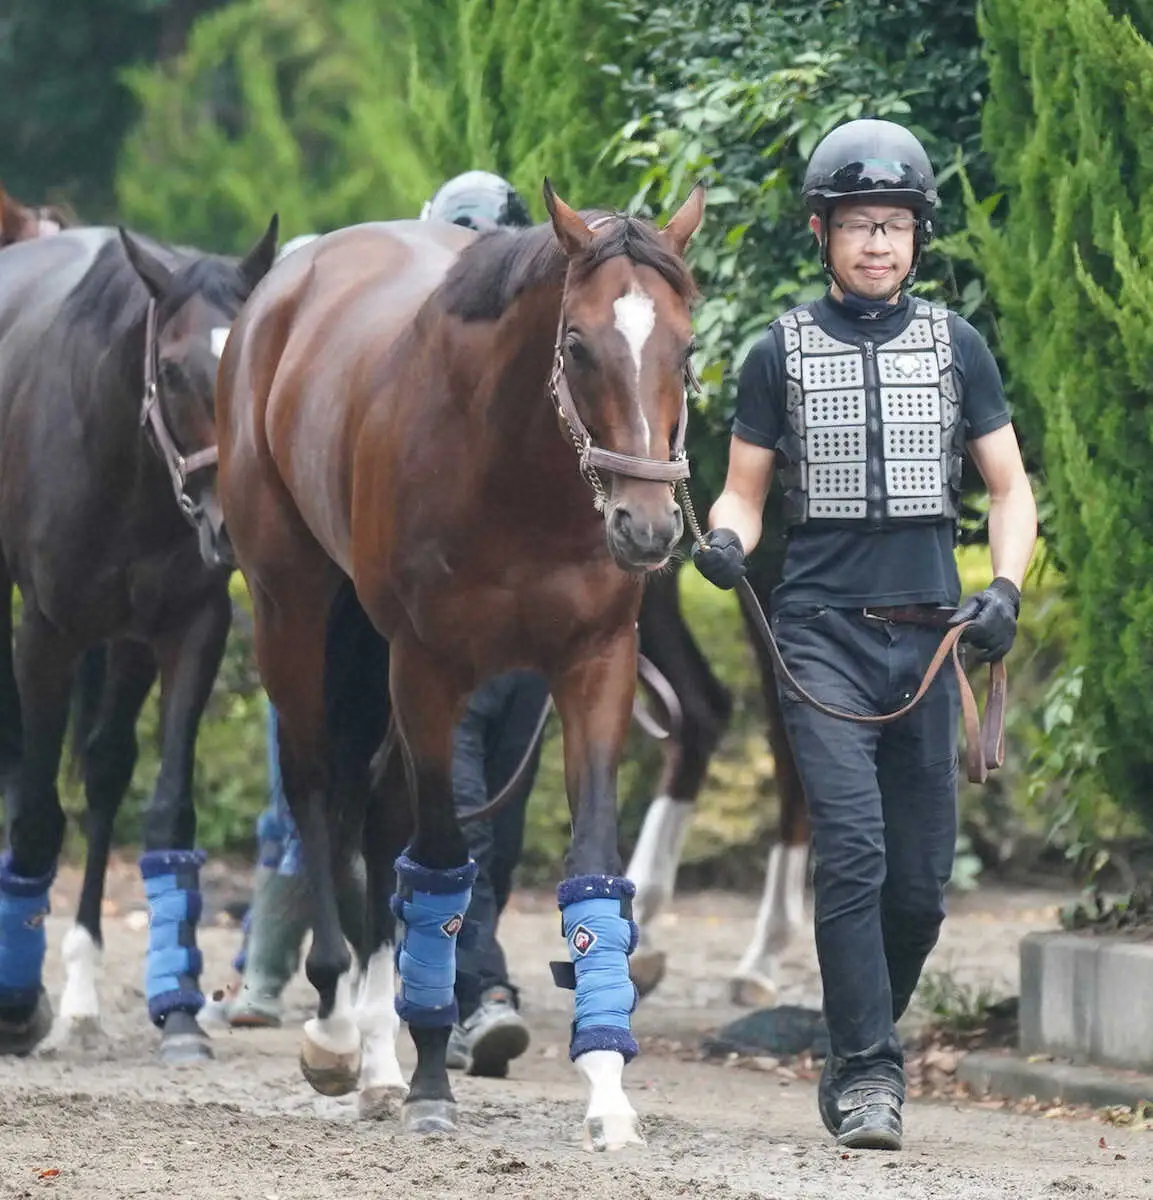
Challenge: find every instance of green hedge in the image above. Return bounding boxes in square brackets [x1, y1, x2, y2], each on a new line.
[970, 0, 1153, 831]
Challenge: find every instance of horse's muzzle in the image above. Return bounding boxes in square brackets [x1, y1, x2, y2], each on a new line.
[605, 501, 683, 572]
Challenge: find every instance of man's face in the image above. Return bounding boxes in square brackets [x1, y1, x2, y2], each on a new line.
[810, 203, 917, 301]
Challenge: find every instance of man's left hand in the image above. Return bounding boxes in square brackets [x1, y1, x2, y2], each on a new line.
[948, 577, 1021, 662]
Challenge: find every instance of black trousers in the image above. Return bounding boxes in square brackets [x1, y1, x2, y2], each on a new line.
[772, 602, 960, 1096]
[453, 669, 550, 1020]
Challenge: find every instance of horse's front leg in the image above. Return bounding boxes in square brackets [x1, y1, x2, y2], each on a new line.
[141, 587, 231, 1063]
[388, 636, 473, 1136]
[553, 626, 644, 1152]
[0, 604, 78, 1056]
[44, 640, 157, 1052]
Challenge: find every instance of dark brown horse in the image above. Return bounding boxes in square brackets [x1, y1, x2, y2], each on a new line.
[216, 184, 704, 1148]
[0, 219, 277, 1062]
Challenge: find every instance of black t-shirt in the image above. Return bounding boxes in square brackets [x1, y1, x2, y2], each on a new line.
[732, 291, 1011, 608]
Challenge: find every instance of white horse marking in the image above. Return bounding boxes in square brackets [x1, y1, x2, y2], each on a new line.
[731, 842, 810, 1005]
[303, 970, 360, 1056]
[627, 795, 694, 926]
[613, 284, 656, 453]
[355, 946, 407, 1100]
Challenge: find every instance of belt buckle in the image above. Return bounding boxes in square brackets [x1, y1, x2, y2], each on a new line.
[861, 607, 891, 624]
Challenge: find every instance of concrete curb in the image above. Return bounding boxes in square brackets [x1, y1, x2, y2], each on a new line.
[1020, 930, 1153, 1071]
[958, 1050, 1153, 1110]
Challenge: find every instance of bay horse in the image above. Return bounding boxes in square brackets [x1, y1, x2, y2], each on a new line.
[0, 182, 72, 246]
[216, 183, 704, 1149]
[0, 218, 277, 1061]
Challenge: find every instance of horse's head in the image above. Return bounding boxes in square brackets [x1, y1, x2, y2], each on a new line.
[119, 215, 279, 569]
[543, 181, 705, 573]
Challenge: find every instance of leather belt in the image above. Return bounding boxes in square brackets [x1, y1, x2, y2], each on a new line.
[861, 604, 957, 630]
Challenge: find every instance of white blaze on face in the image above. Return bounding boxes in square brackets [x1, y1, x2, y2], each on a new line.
[613, 283, 656, 453]
[210, 326, 231, 359]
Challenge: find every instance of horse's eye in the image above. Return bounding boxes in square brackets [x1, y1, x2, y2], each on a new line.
[565, 334, 592, 366]
[159, 358, 185, 390]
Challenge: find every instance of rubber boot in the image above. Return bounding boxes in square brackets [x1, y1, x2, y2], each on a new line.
[228, 869, 312, 1028]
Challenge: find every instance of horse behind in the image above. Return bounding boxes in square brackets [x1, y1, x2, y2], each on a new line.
[216, 183, 704, 1148]
[0, 219, 276, 1061]
[0, 181, 72, 245]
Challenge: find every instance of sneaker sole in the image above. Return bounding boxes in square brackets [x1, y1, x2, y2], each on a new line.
[468, 1018, 530, 1078]
[837, 1125, 902, 1151]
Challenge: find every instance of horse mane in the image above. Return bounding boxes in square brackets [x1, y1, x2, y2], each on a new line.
[438, 212, 698, 322]
[60, 234, 250, 345]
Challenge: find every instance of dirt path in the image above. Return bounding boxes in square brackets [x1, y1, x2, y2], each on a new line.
[2, 867, 1150, 1199]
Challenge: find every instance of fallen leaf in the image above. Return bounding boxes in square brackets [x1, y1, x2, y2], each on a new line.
[1114, 1153, 1126, 1161]
[38, 1169, 60, 1179]
[1098, 1136, 1108, 1150]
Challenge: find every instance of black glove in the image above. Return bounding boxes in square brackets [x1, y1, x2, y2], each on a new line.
[692, 528, 747, 590]
[949, 577, 1021, 662]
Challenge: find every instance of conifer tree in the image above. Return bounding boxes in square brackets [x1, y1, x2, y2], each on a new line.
[974, 0, 1153, 823]
[116, 0, 635, 251]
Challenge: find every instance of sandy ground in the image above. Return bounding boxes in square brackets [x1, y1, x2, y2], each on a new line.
[1, 865, 1150, 1200]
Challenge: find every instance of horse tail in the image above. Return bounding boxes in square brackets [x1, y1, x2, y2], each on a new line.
[67, 644, 108, 781]
[323, 577, 393, 815]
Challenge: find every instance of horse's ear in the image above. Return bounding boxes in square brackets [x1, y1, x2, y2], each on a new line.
[239, 213, 279, 294]
[118, 227, 174, 299]
[660, 182, 706, 258]
[543, 178, 593, 256]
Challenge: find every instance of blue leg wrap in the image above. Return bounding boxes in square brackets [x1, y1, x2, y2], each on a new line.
[140, 849, 207, 1026]
[0, 854, 54, 1010]
[558, 875, 639, 1063]
[392, 854, 478, 1028]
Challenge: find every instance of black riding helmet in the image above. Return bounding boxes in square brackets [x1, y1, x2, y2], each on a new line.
[421, 170, 532, 232]
[802, 119, 938, 294]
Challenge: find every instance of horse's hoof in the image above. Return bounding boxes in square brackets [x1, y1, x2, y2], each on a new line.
[359, 1083, 409, 1121]
[158, 1030, 214, 1065]
[728, 973, 779, 1008]
[629, 949, 667, 1000]
[402, 1098, 457, 1135]
[300, 1041, 361, 1097]
[0, 992, 53, 1057]
[583, 1112, 645, 1153]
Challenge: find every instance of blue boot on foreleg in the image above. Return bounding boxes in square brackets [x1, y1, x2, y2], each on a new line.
[554, 874, 645, 1151]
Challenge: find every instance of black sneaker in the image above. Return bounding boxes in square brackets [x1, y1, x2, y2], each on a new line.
[818, 1054, 842, 1135]
[447, 986, 530, 1078]
[834, 1084, 903, 1151]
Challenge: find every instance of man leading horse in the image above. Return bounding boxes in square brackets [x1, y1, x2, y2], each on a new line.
[694, 118, 1037, 1151]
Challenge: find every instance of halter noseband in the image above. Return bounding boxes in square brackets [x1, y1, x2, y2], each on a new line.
[140, 298, 220, 522]
[547, 215, 695, 511]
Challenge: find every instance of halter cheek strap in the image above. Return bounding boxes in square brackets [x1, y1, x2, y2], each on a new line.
[140, 299, 220, 520]
[547, 216, 694, 510]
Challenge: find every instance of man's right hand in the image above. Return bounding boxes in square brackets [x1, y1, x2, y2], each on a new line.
[692, 528, 747, 590]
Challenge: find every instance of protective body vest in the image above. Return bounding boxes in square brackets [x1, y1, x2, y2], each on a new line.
[774, 300, 963, 529]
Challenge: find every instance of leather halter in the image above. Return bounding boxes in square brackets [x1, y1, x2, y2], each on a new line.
[547, 215, 695, 510]
[141, 298, 220, 522]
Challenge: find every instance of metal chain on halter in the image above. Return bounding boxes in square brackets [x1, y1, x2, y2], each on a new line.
[675, 478, 708, 551]
[550, 338, 609, 511]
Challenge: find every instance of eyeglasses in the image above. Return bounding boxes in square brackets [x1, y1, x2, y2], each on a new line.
[833, 217, 917, 242]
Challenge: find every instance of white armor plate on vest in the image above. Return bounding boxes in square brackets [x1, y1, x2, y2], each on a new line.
[778, 300, 960, 525]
